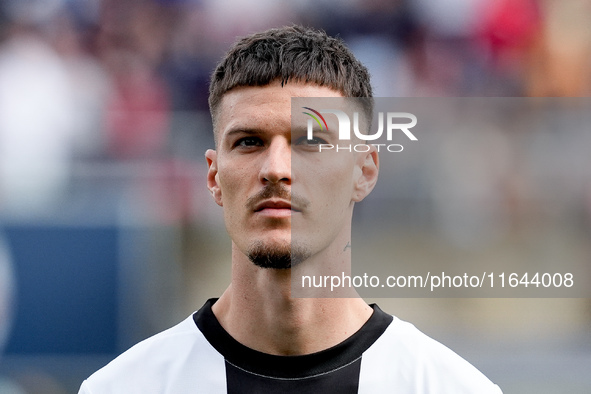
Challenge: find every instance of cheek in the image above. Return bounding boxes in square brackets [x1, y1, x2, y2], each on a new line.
[217, 161, 247, 197]
[218, 168, 244, 235]
[322, 161, 355, 195]
[306, 164, 356, 214]
[297, 152, 354, 184]
[216, 175, 238, 214]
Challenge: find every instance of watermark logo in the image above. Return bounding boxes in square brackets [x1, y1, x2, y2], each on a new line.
[302, 107, 417, 152]
[302, 107, 329, 132]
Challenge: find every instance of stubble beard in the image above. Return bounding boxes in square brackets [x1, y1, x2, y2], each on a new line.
[244, 183, 312, 269]
[247, 240, 310, 269]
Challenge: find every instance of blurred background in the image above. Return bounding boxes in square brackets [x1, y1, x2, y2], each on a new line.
[0, 0, 589, 392]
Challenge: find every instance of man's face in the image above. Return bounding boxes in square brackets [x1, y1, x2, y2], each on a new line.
[206, 80, 377, 268]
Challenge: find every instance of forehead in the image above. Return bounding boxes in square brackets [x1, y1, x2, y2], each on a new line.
[215, 81, 344, 141]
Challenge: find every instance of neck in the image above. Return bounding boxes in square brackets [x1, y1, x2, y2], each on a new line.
[212, 243, 373, 356]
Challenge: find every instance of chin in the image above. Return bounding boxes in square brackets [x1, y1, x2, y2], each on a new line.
[246, 240, 310, 270]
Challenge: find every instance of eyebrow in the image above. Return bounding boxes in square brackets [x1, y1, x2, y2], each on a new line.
[222, 128, 263, 139]
[222, 125, 336, 142]
[291, 126, 337, 137]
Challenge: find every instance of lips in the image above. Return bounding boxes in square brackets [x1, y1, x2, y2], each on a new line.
[254, 199, 297, 212]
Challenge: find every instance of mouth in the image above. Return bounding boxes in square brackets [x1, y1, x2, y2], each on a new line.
[254, 199, 300, 216]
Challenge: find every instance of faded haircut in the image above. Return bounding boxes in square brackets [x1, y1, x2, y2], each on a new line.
[208, 25, 373, 136]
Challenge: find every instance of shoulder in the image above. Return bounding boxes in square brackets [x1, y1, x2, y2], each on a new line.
[359, 314, 503, 393]
[80, 314, 225, 393]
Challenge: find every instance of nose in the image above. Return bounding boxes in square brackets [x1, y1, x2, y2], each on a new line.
[259, 137, 291, 185]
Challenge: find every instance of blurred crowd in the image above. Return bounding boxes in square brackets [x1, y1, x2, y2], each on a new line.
[1, 1, 591, 392]
[0, 0, 591, 219]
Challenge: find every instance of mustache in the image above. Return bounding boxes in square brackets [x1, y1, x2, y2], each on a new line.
[246, 184, 309, 212]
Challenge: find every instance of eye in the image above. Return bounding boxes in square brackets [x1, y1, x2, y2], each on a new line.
[294, 136, 329, 146]
[235, 136, 263, 148]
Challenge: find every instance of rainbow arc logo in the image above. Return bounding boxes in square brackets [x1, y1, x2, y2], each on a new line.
[302, 107, 328, 132]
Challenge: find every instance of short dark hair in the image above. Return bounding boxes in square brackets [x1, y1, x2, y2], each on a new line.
[208, 25, 373, 132]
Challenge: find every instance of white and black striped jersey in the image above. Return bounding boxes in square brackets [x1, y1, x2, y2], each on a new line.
[79, 299, 502, 393]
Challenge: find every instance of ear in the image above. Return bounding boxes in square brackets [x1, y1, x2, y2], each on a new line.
[352, 147, 379, 202]
[205, 149, 223, 206]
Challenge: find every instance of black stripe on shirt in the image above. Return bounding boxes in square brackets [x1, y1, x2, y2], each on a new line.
[225, 356, 361, 394]
[193, 298, 392, 380]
